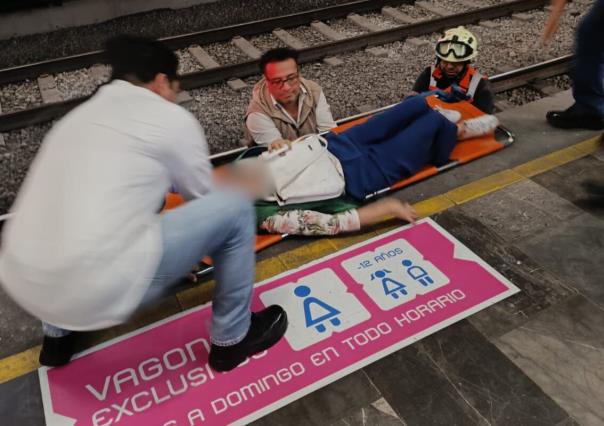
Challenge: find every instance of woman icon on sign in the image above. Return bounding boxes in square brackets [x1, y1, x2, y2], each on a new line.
[371, 269, 408, 299]
[294, 285, 341, 333]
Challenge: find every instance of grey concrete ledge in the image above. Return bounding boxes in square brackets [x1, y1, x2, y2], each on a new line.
[0, 0, 219, 40]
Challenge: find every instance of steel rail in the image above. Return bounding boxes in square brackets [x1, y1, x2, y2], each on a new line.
[490, 54, 573, 92]
[0, 0, 410, 86]
[0, 0, 552, 133]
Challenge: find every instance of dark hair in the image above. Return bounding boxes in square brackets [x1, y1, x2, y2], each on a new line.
[259, 48, 299, 74]
[105, 35, 179, 83]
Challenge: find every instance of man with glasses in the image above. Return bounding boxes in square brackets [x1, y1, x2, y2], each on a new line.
[244, 48, 337, 151]
[413, 26, 494, 114]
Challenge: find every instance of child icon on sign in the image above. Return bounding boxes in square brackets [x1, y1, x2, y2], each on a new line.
[370, 269, 408, 299]
[294, 285, 341, 333]
[402, 259, 434, 287]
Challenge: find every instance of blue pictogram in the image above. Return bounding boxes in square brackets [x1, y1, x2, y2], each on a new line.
[370, 269, 408, 299]
[294, 285, 341, 333]
[401, 259, 434, 287]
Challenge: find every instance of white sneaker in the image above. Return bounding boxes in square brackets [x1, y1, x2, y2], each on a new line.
[434, 106, 462, 123]
[459, 115, 499, 140]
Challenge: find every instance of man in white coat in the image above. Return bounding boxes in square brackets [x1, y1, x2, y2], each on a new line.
[0, 35, 286, 372]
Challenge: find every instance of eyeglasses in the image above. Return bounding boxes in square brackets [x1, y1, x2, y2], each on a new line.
[436, 41, 473, 59]
[267, 73, 300, 88]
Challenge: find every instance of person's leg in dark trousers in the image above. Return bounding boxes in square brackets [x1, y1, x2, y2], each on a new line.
[326, 97, 436, 200]
[547, 0, 604, 129]
[336, 106, 457, 200]
[573, 0, 604, 117]
[340, 97, 432, 146]
[365, 110, 457, 190]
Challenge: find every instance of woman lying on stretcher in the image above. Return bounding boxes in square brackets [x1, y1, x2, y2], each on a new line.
[227, 96, 499, 236]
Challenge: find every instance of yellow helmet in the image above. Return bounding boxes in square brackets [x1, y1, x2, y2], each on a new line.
[435, 26, 478, 62]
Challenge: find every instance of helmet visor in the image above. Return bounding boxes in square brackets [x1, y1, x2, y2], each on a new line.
[436, 41, 473, 60]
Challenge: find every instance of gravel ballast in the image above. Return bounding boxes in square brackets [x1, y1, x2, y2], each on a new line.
[248, 34, 288, 52]
[362, 13, 398, 29]
[0, 80, 42, 113]
[324, 18, 367, 37]
[175, 49, 202, 75]
[0, 123, 52, 214]
[285, 26, 329, 47]
[203, 41, 250, 66]
[55, 69, 97, 101]
[393, 4, 435, 20]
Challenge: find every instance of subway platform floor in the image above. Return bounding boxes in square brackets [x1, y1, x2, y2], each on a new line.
[0, 91, 603, 425]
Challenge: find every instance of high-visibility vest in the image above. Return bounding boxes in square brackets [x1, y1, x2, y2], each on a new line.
[428, 64, 485, 102]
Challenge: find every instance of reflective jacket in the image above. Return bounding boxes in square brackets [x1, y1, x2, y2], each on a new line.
[428, 64, 486, 102]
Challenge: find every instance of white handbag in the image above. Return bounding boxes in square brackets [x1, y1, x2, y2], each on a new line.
[262, 134, 345, 206]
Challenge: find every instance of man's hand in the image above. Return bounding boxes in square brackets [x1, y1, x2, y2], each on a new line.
[542, 0, 568, 44]
[268, 139, 292, 153]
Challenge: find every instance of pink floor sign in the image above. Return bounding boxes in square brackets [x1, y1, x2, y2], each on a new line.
[40, 219, 519, 426]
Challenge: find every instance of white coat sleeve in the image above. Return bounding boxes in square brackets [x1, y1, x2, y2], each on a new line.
[163, 112, 214, 200]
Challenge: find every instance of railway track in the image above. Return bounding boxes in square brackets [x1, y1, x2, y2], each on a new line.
[0, 0, 411, 85]
[0, 0, 552, 133]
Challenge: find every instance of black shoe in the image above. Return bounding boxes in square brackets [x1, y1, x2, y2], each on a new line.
[546, 105, 604, 130]
[39, 333, 77, 367]
[208, 305, 288, 372]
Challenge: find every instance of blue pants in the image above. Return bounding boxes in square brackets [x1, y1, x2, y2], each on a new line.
[573, 0, 604, 116]
[44, 190, 256, 346]
[326, 97, 457, 201]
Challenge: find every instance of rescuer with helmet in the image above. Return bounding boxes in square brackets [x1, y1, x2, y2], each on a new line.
[413, 26, 494, 114]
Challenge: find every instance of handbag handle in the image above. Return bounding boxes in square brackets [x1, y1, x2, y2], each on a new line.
[240, 134, 328, 161]
[293, 133, 329, 151]
[235, 144, 268, 161]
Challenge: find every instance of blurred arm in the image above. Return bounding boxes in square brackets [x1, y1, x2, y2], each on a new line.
[542, 0, 568, 43]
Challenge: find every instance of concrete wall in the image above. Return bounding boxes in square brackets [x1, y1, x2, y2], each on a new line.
[0, 0, 220, 40]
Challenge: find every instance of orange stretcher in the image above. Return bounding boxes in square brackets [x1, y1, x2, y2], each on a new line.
[163, 97, 514, 270]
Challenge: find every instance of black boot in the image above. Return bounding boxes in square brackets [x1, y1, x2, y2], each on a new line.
[39, 333, 77, 367]
[546, 104, 604, 130]
[208, 305, 288, 372]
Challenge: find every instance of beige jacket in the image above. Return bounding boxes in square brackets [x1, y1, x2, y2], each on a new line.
[244, 77, 324, 144]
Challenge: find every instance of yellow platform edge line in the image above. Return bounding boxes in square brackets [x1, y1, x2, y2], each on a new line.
[514, 145, 585, 178]
[0, 346, 41, 384]
[445, 169, 524, 205]
[0, 135, 600, 385]
[573, 135, 602, 155]
[414, 194, 455, 217]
